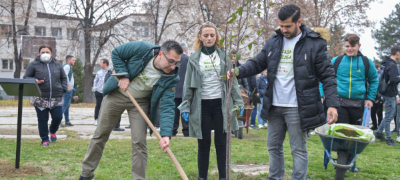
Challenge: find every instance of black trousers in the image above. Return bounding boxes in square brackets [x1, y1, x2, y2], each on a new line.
[337, 106, 364, 125]
[198, 99, 226, 179]
[371, 101, 383, 128]
[94, 91, 103, 120]
[95, 91, 121, 128]
[172, 98, 189, 136]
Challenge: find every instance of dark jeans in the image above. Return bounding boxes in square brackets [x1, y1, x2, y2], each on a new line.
[172, 98, 189, 136]
[337, 106, 364, 125]
[62, 90, 73, 123]
[250, 105, 257, 125]
[198, 99, 226, 179]
[35, 106, 63, 142]
[94, 91, 103, 120]
[371, 101, 383, 128]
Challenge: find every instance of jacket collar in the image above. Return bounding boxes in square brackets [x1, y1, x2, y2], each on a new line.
[275, 23, 320, 40]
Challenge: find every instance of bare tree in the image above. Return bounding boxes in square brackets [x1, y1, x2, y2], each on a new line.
[0, 0, 33, 78]
[60, 0, 136, 102]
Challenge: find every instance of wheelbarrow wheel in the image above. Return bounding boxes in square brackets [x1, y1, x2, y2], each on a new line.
[335, 151, 348, 180]
[237, 127, 243, 139]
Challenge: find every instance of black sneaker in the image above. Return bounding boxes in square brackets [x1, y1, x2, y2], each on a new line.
[125, 125, 131, 129]
[113, 127, 125, 131]
[374, 132, 386, 141]
[370, 127, 377, 131]
[65, 122, 74, 126]
[386, 139, 397, 146]
[78, 174, 94, 180]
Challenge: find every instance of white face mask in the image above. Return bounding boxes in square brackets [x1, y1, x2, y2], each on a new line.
[40, 53, 51, 63]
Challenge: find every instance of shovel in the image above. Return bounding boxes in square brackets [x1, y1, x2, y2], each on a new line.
[112, 73, 188, 180]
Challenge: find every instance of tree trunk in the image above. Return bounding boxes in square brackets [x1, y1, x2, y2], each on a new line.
[11, 0, 20, 79]
[82, 65, 94, 103]
[82, 20, 93, 103]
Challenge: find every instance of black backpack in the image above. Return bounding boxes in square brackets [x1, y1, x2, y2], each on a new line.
[104, 69, 113, 83]
[333, 55, 369, 98]
[378, 66, 389, 94]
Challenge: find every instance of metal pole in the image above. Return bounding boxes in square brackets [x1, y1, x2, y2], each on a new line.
[16, 84, 23, 169]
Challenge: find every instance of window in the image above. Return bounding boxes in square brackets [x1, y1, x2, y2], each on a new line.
[67, 28, 78, 39]
[132, 22, 150, 37]
[2, 59, 13, 70]
[51, 28, 62, 39]
[0, 24, 11, 36]
[22, 59, 30, 70]
[17, 25, 29, 35]
[35, 26, 46, 36]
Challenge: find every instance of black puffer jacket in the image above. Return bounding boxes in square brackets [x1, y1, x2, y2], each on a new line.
[237, 24, 340, 131]
[23, 56, 68, 98]
[381, 56, 400, 97]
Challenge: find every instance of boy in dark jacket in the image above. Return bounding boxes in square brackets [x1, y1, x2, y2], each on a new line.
[375, 45, 400, 146]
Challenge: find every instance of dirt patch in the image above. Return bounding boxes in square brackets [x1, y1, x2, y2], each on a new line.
[0, 159, 44, 178]
[231, 163, 269, 176]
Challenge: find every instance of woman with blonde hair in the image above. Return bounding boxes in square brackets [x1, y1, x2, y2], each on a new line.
[179, 22, 244, 180]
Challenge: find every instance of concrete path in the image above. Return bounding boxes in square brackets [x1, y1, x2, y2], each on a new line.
[0, 107, 186, 140]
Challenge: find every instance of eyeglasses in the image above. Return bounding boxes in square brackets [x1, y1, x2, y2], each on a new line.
[163, 52, 181, 67]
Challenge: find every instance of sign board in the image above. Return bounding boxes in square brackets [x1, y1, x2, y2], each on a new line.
[21, 36, 57, 58]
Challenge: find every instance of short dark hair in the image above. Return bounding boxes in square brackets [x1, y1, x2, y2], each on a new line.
[161, 40, 183, 55]
[344, 34, 360, 46]
[66, 55, 74, 62]
[278, 4, 301, 23]
[230, 49, 237, 55]
[38, 45, 53, 53]
[101, 59, 109, 66]
[391, 45, 400, 55]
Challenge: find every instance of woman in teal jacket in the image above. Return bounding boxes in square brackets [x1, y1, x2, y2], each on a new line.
[179, 23, 244, 180]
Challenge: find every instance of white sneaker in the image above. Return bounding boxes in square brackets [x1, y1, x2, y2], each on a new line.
[156, 127, 160, 131]
[396, 136, 400, 143]
[94, 119, 98, 126]
[258, 124, 264, 128]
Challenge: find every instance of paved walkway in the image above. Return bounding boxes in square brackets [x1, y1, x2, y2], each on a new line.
[0, 107, 397, 141]
[0, 107, 186, 140]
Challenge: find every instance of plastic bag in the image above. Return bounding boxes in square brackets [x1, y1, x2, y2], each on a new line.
[362, 106, 371, 127]
[326, 123, 375, 142]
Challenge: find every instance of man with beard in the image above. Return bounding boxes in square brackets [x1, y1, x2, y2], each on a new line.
[228, 4, 339, 179]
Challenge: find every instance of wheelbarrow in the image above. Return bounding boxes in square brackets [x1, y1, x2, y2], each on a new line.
[235, 106, 253, 139]
[315, 124, 375, 180]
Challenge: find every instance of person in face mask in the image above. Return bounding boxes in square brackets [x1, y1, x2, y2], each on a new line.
[23, 45, 68, 147]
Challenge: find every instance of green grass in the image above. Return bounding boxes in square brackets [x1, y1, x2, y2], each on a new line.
[0, 129, 399, 180]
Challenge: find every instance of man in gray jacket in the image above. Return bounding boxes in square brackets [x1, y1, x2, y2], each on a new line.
[61, 55, 75, 127]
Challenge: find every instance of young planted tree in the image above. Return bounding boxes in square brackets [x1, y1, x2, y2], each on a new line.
[372, 3, 400, 59]
[218, 1, 273, 179]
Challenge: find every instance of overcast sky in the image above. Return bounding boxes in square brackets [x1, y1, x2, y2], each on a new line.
[351, 0, 398, 60]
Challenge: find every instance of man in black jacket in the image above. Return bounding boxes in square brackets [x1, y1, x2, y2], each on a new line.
[228, 4, 339, 179]
[375, 45, 400, 146]
[172, 42, 189, 137]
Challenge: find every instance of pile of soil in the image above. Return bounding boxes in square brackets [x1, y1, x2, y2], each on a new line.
[0, 159, 44, 178]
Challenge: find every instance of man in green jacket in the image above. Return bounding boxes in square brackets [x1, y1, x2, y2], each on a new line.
[78, 40, 183, 180]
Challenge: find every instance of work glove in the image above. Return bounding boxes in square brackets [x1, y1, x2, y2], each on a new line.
[182, 112, 189, 122]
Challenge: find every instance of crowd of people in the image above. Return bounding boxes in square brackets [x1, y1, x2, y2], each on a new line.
[21, 3, 400, 180]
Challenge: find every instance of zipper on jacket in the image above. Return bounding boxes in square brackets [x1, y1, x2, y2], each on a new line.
[349, 56, 352, 99]
[47, 63, 52, 107]
[268, 50, 273, 57]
